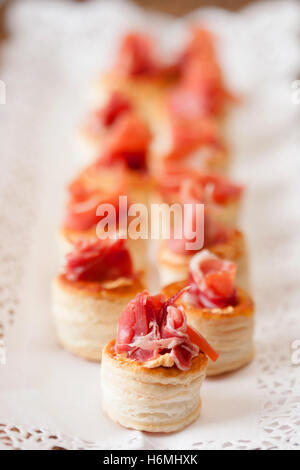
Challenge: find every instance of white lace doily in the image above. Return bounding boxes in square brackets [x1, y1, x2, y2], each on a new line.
[0, 0, 299, 450]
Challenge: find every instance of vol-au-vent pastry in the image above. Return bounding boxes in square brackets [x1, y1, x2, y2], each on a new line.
[101, 289, 218, 432]
[158, 199, 249, 290]
[151, 112, 230, 176]
[169, 27, 237, 120]
[157, 163, 244, 226]
[78, 91, 133, 164]
[151, 26, 237, 173]
[73, 109, 154, 207]
[92, 32, 178, 133]
[162, 250, 254, 376]
[53, 238, 144, 362]
[59, 175, 147, 274]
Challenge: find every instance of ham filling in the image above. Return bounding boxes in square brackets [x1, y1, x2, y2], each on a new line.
[116, 32, 177, 79]
[63, 187, 123, 232]
[159, 164, 243, 205]
[166, 180, 231, 255]
[87, 92, 132, 133]
[169, 115, 220, 157]
[99, 112, 151, 171]
[174, 27, 236, 116]
[188, 250, 237, 308]
[65, 238, 133, 283]
[115, 289, 218, 370]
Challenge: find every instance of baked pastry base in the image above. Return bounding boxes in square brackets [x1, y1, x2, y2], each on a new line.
[53, 274, 144, 362]
[101, 340, 207, 432]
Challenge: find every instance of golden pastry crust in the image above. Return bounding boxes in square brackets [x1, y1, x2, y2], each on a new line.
[162, 282, 255, 376]
[52, 276, 144, 362]
[101, 340, 207, 432]
[56, 273, 144, 299]
[103, 340, 207, 383]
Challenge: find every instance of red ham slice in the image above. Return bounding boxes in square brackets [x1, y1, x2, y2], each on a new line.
[166, 181, 231, 256]
[172, 27, 236, 117]
[117, 32, 158, 77]
[159, 164, 243, 205]
[100, 112, 151, 171]
[115, 289, 218, 369]
[63, 187, 122, 232]
[170, 115, 220, 156]
[65, 238, 133, 283]
[116, 32, 177, 79]
[188, 250, 237, 308]
[179, 28, 216, 66]
[87, 92, 132, 132]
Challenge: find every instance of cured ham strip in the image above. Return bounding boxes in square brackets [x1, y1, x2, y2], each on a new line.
[63, 187, 122, 231]
[159, 164, 243, 205]
[166, 181, 231, 256]
[87, 92, 132, 133]
[116, 32, 177, 79]
[175, 27, 237, 116]
[117, 32, 158, 77]
[65, 238, 133, 283]
[169, 115, 220, 157]
[115, 289, 217, 370]
[188, 250, 237, 308]
[100, 112, 151, 171]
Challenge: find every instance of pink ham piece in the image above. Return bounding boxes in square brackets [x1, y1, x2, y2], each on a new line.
[116, 32, 177, 79]
[115, 289, 218, 370]
[175, 27, 237, 116]
[159, 164, 243, 205]
[188, 250, 237, 309]
[170, 115, 220, 157]
[65, 238, 133, 283]
[116, 32, 159, 77]
[63, 187, 122, 232]
[166, 180, 231, 256]
[87, 92, 132, 133]
[99, 112, 151, 171]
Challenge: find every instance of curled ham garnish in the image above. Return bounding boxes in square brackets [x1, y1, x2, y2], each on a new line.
[175, 27, 236, 116]
[65, 238, 133, 283]
[63, 188, 122, 232]
[87, 92, 132, 133]
[170, 115, 220, 157]
[115, 289, 218, 369]
[166, 180, 231, 256]
[180, 28, 216, 65]
[116, 32, 177, 79]
[188, 250, 237, 309]
[159, 164, 243, 205]
[166, 217, 230, 256]
[99, 112, 151, 171]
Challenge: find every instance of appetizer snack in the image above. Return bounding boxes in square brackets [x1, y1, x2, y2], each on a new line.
[59, 176, 147, 274]
[101, 289, 218, 432]
[162, 250, 254, 376]
[72, 109, 154, 206]
[78, 91, 133, 164]
[158, 207, 249, 290]
[92, 32, 178, 131]
[172, 27, 236, 119]
[158, 163, 244, 226]
[53, 238, 144, 361]
[151, 113, 229, 176]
